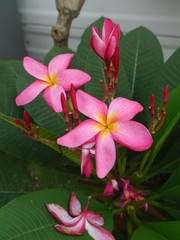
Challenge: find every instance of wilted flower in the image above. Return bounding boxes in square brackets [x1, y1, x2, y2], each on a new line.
[46, 192, 115, 240]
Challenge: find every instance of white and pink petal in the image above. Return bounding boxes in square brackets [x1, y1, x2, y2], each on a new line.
[86, 221, 115, 240]
[69, 192, 82, 217]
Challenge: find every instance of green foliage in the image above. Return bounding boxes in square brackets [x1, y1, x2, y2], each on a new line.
[0, 16, 179, 240]
[131, 221, 180, 240]
[0, 188, 114, 240]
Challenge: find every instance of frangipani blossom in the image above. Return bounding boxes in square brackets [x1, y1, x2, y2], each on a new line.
[57, 90, 153, 178]
[46, 192, 115, 240]
[90, 18, 120, 62]
[16, 54, 91, 112]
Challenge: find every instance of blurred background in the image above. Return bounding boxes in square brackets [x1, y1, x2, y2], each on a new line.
[1, 0, 180, 61]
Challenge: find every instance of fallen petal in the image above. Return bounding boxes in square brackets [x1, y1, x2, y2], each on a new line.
[86, 221, 115, 240]
[69, 192, 82, 217]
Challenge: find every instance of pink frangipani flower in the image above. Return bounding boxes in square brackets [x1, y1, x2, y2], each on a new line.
[16, 54, 91, 112]
[90, 18, 120, 62]
[57, 90, 153, 178]
[46, 192, 115, 240]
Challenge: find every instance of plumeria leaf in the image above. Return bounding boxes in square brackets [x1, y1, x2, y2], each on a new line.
[0, 154, 31, 207]
[141, 85, 180, 177]
[0, 188, 114, 240]
[150, 47, 180, 106]
[0, 113, 81, 166]
[131, 221, 180, 240]
[0, 60, 24, 118]
[76, 17, 105, 70]
[120, 26, 164, 122]
[159, 165, 180, 199]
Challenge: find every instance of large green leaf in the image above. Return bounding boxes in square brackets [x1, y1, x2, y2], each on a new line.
[0, 188, 114, 240]
[159, 165, 180, 199]
[141, 85, 180, 176]
[150, 47, 180, 106]
[76, 17, 105, 70]
[131, 221, 180, 240]
[0, 154, 31, 207]
[120, 27, 164, 122]
[0, 60, 24, 118]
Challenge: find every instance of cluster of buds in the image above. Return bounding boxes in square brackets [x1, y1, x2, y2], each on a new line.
[14, 110, 39, 140]
[90, 18, 120, 101]
[103, 178, 148, 211]
[149, 85, 168, 134]
[61, 84, 80, 132]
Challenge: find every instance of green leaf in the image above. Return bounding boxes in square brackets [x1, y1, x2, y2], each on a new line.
[120, 27, 164, 122]
[160, 165, 180, 198]
[131, 221, 180, 240]
[76, 17, 105, 70]
[142, 85, 180, 175]
[0, 154, 31, 207]
[0, 60, 24, 118]
[151, 47, 180, 106]
[0, 188, 114, 240]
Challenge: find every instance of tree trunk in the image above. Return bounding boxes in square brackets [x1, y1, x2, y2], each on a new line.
[52, 0, 85, 48]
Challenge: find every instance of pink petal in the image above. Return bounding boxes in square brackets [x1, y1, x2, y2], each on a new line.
[16, 80, 48, 106]
[57, 119, 103, 148]
[76, 90, 107, 125]
[111, 23, 120, 43]
[46, 203, 73, 225]
[55, 216, 86, 235]
[55, 224, 83, 235]
[95, 129, 116, 178]
[43, 84, 65, 112]
[46, 203, 84, 227]
[111, 121, 153, 151]
[86, 211, 104, 226]
[102, 18, 115, 43]
[23, 57, 49, 81]
[107, 98, 143, 123]
[81, 149, 93, 178]
[58, 69, 91, 91]
[90, 27, 106, 59]
[104, 36, 117, 62]
[86, 221, 115, 240]
[69, 192, 82, 217]
[48, 54, 74, 79]
[103, 179, 119, 197]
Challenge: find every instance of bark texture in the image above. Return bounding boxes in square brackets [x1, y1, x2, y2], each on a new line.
[52, 0, 85, 47]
